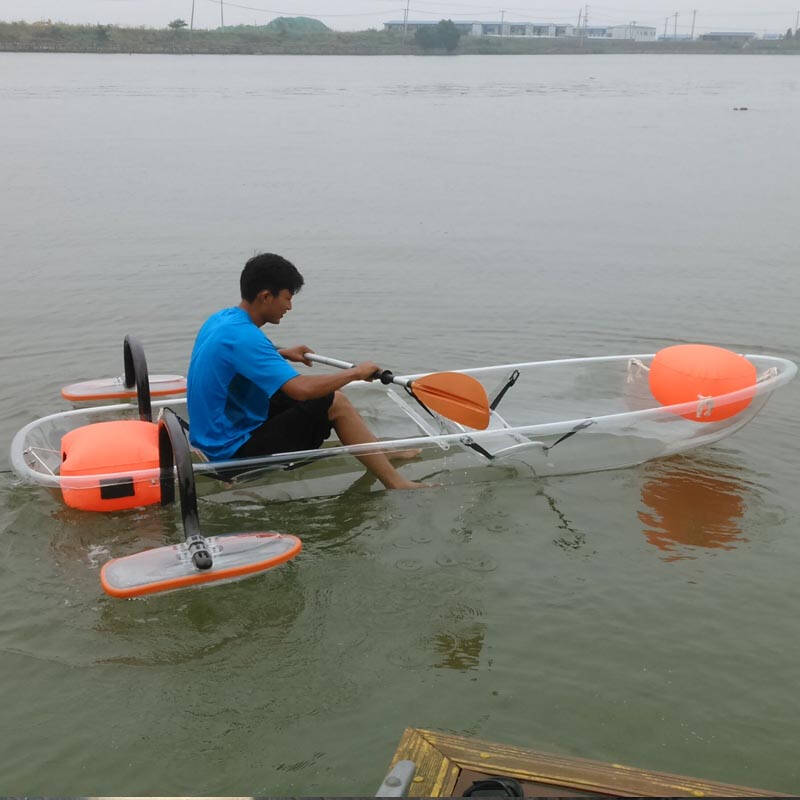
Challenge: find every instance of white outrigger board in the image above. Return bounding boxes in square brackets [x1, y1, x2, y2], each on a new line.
[100, 532, 301, 598]
[61, 374, 186, 403]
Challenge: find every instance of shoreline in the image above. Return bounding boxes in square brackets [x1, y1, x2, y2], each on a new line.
[1, 21, 799, 56]
[4, 43, 800, 56]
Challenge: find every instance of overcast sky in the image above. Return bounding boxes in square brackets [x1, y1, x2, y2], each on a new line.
[2, 0, 797, 35]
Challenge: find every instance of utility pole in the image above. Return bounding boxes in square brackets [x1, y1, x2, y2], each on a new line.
[664, 16, 669, 38]
[402, 0, 410, 43]
[189, 0, 195, 51]
[796, 9, 799, 31]
[500, 9, 505, 36]
[690, 9, 697, 39]
[220, 0, 224, 28]
[673, 11, 678, 38]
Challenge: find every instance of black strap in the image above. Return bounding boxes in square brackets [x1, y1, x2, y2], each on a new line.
[464, 439, 495, 460]
[490, 369, 520, 411]
[463, 776, 525, 797]
[544, 419, 595, 452]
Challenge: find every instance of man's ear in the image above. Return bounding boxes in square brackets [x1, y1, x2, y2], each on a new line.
[260, 289, 274, 302]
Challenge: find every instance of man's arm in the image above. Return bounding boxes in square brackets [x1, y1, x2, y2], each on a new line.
[281, 361, 380, 402]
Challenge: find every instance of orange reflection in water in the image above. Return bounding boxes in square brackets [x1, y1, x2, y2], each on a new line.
[638, 458, 749, 561]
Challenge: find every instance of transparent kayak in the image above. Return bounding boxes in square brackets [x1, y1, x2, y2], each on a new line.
[11, 353, 797, 504]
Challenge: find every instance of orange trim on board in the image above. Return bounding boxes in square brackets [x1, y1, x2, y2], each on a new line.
[100, 535, 302, 599]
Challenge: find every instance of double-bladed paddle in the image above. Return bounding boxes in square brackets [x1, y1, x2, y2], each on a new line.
[306, 353, 490, 430]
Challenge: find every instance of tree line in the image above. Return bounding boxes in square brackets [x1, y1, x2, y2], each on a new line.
[1, 18, 799, 55]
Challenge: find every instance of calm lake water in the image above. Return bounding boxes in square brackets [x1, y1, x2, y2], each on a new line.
[1, 52, 799, 794]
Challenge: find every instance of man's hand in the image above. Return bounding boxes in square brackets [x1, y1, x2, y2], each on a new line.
[354, 361, 381, 381]
[279, 345, 314, 366]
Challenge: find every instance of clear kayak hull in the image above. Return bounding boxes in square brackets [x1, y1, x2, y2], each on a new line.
[11, 353, 797, 504]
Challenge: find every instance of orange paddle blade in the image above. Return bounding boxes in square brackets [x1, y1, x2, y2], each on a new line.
[411, 372, 490, 430]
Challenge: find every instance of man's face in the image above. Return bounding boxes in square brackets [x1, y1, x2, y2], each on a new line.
[260, 289, 293, 324]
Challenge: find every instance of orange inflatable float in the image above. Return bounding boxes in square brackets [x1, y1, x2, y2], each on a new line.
[61, 420, 161, 511]
[648, 344, 756, 422]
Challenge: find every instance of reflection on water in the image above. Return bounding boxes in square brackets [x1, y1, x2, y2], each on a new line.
[94, 566, 306, 666]
[433, 623, 486, 671]
[544, 489, 584, 552]
[638, 455, 751, 561]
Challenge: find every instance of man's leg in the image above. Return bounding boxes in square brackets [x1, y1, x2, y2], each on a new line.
[328, 391, 427, 490]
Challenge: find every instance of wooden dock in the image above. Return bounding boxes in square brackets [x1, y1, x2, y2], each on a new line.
[386, 727, 784, 797]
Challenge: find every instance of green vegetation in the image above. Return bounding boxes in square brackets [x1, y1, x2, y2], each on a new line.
[263, 16, 330, 36]
[1, 18, 799, 55]
[415, 19, 461, 52]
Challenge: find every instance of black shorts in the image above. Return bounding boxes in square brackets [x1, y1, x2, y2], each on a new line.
[234, 390, 335, 459]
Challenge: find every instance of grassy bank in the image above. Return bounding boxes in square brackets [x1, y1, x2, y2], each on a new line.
[1, 20, 799, 55]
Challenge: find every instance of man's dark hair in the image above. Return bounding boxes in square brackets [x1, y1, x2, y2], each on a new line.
[240, 253, 304, 301]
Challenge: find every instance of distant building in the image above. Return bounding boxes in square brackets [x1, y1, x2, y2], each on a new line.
[383, 20, 478, 36]
[567, 23, 656, 40]
[384, 20, 654, 40]
[700, 31, 756, 43]
[608, 24, 657, 41]
[658, 33, 693, 40]
[383, 20, 576, 37]
[578, 26, 610, 38]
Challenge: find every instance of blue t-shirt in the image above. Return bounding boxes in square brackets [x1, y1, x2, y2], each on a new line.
[187, 307, 299, 460]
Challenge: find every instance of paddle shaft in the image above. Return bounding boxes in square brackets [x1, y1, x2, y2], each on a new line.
[305, 353, 407, 388]
[304, 353, 491, 430]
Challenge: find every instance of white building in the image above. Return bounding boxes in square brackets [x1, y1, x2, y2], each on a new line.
[383, 20, 575, 38]
[567, 24, 657, 40]
[383, 19, 656, 40]
[700, 31, 756, 42]
[608, 24, 657, 41]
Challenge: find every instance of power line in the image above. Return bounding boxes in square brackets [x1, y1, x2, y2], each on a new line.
[202, 0, 399, 17]
[194, 0, 800, 32]
[591, 2, 795, 12]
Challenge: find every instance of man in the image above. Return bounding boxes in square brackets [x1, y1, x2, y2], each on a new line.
[187, 252, 425, 490]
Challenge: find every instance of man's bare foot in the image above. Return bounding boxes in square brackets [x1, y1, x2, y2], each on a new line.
[388, 448, 422, 463]
[384, 476, 434, 490]
[387, 481, 436, 489]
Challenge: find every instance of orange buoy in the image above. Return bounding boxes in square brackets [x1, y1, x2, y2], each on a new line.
[649, 344, 756, 422]
[61, 420, 161, 511]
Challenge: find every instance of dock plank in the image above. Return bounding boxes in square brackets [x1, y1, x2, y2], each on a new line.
[388, 727, 784, 797]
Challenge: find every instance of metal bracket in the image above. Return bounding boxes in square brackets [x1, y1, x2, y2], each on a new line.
[376, 759, 416, 797]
